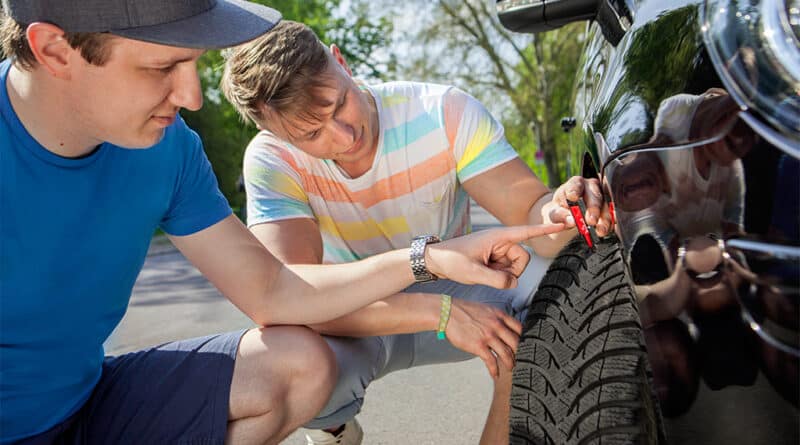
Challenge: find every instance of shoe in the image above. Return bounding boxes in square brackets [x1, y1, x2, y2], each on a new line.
[304, 419, 364, 445]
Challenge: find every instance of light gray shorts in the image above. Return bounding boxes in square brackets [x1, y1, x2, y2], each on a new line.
[305, 254, 551, 429]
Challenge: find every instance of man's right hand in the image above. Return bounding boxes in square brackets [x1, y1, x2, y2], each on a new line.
[547, 176, 613, 237]
[425, 224, 565, 290]
[445, 298, 522, 379]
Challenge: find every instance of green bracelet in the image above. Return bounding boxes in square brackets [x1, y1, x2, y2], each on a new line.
[437, 294, 452, 340]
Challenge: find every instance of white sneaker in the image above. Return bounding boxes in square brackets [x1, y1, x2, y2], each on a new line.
[304, 419, 364, 445]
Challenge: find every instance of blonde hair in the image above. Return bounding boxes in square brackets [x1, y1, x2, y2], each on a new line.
[0, 14, 116, 71]
[221, 20, 335, 131]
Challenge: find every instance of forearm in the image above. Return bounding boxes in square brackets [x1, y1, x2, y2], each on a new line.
[228, 222, 564, 327]
[256, 248, 416, 326]
[308, 292, 440, 337]
[636, 272, 691, 328]
[526, 192, 577, 258]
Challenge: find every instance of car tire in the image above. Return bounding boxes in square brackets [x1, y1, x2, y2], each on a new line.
[510, 235, 665, 445]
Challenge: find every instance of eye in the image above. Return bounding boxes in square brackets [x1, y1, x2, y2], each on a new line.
[150, 65, 174, 74]
[307, 129, 321, 140]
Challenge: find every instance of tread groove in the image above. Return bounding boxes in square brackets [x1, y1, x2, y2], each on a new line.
[571, 320, 643, 360]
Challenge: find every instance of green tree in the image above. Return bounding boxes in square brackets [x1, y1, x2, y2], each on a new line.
[182, 0, 395, 214]
[380, 0, 583, 187]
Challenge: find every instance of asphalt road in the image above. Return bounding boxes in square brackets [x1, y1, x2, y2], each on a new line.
[104, 204, 552, 444]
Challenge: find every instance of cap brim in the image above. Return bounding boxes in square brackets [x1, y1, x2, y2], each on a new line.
[112, 0, 281, 49]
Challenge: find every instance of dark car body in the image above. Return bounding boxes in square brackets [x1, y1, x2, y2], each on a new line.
[497, 0, 799, 443]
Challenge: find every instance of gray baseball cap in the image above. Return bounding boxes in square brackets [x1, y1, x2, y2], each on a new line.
[1, 0, 281, 49]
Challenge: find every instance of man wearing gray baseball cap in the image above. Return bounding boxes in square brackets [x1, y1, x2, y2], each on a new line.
[0, 1, 565, 443]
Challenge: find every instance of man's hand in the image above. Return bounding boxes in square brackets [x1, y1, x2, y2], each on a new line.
[547, 176, 613, 237]
[689, 89, 755, 169]
[445, 298, 522, 379]
[425, 224, 564, 290]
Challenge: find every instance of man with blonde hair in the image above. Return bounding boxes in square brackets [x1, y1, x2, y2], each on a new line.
[0, 3, 566, 443]
[222, 20, 611, 445]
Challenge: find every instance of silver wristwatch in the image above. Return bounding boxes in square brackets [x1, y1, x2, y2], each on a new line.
[410, 235, 441, 282]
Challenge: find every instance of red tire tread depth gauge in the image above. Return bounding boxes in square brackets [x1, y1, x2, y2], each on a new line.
[567, 198, 598, 251]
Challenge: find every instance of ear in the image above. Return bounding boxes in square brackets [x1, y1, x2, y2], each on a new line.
[26, 22, 75, 79]
[329, 44, 353, 76]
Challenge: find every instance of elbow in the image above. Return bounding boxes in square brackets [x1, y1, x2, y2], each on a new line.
[244, 295, 283, 326]
[249, 305, 317, 327]
[250, 311, 276, 327]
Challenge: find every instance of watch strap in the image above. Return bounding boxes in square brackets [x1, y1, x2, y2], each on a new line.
[410, 235, 440, 282]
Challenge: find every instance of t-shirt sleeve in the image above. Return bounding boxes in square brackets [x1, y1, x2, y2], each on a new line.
[243, 132, 314, 227]
[443, 87, 519, 183]
[160, 120, 232, 236]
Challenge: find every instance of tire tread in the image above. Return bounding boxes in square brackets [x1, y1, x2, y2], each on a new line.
[509, 236, 663, 445]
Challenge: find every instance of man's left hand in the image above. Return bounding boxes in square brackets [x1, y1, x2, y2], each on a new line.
[444, 298, 522, 379]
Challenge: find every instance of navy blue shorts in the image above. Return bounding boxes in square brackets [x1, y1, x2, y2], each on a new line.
[17, 329, 247, 445]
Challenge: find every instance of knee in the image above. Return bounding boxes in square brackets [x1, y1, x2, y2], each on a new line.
[257, 326, 337, 409]
[285, 326, 337, 396]
[229, 327, 337, 438]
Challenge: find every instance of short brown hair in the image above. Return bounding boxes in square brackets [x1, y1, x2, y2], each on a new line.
[0, 14, 116, 71]
[221, 20, 334, 131]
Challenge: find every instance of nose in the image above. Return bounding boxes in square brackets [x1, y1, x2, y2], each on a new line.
[169, 63, 203, 112]
[329, 118, 356, 146]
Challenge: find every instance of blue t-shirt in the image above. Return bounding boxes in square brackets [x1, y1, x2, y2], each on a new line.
[0, 59, 232, 442]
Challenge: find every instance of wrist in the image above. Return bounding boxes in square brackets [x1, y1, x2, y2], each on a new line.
[536, 192, 557, 224]
[420, 293, 443, 331]
[399, 293, 443, 333]
[410, 235, 441, 282]
[437, 294, 452, 340]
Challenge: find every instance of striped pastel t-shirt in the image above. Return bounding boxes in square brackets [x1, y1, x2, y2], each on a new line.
[244, 81, 518, 264]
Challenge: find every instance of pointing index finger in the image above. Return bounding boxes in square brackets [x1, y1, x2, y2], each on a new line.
[503, 223, 566, 242]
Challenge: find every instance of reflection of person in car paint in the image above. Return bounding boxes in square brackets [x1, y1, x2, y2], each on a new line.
[613, 89, 770, 415]
[629, 85, 800, 417]
[616, 89, 757, 329]
[655, 89, 751, 237]
[639, 236, 761, 418]
[637, 235, 731, 327]
[610, 150, 670, 213]
[610, 88, 754, 237]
